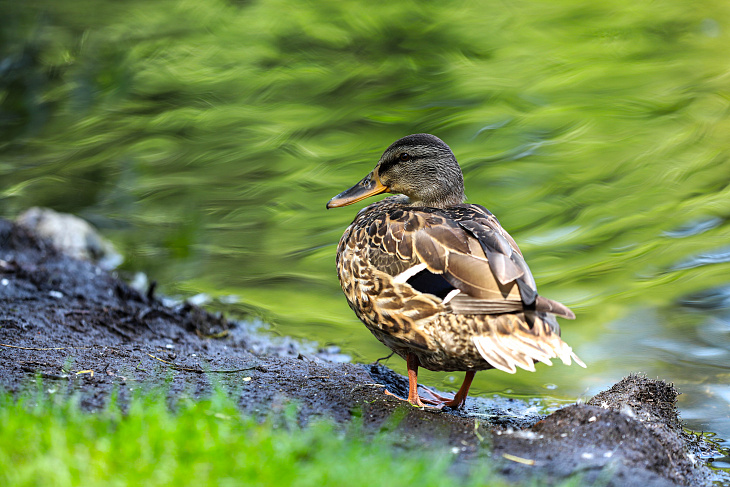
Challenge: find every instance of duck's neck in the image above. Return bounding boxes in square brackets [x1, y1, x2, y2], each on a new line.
[398, 192, 466, 209]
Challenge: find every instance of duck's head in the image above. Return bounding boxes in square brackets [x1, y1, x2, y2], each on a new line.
[326, 133, 466, 209]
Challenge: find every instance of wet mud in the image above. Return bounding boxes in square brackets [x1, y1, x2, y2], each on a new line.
[0, 218, 717, 486]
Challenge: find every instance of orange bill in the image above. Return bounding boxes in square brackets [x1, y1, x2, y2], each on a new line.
[326, 172, 389, 208]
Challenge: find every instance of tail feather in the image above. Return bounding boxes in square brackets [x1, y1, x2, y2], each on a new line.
[472, 313, 585, 372]
[535, 296, 575, 319]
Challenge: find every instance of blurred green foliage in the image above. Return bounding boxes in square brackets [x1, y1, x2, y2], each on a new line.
[1, 0, 730, 400]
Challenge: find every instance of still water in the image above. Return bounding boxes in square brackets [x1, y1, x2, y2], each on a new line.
[1, 0, 729, 472]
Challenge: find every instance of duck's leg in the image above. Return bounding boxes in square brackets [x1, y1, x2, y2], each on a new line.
[384, 352, 430, 407]
[405, 352, 427, 407]
[444, 371, 475, 409]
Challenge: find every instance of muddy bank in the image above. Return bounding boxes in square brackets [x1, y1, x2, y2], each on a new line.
[0, 217, 716, 486]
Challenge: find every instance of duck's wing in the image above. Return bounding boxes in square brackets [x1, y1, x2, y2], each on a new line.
[367, 203, 573, 319]
[447, 204, 574, 319]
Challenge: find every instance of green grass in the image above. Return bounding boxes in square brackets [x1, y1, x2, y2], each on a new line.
[0, 386, 510, 487]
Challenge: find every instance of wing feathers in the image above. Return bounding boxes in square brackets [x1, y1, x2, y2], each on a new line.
[516, 279, 538, 307]
[413, 230, 447, 271]
[442, 253, 521, 303]
[458, 220, 513, 256]
[484, 249, 524, 285]
[371, 205, 575, 321]
[422, 222, 471, 254]
[447, 294, 524, 315]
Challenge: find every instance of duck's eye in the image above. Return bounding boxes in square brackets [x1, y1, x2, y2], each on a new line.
[399, 152, 411, 162]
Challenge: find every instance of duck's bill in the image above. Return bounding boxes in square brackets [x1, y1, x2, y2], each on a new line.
[326, 173, 389, 209]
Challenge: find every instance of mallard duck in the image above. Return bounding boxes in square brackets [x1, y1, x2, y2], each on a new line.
[327, 134, 584, 408]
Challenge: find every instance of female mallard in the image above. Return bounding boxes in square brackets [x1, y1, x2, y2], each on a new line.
[327, 134, 584, 408]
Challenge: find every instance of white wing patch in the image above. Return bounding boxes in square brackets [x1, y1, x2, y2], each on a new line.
[393, 263, 428, 284]
[441, 289, 461, 305]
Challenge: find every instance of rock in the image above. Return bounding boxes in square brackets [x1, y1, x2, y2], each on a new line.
[488, 376, 708, 486]
[16, 207, 122, 269]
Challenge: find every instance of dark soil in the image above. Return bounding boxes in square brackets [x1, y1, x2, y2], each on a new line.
[0, 218, 716, 486]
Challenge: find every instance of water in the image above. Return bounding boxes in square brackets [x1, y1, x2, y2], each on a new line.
[1, 0, 729, 472]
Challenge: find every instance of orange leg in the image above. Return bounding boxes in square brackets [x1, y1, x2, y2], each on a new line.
[405, 353, 427, 407]
[384, 353, 430, 407]
[444, 371, 475, 409]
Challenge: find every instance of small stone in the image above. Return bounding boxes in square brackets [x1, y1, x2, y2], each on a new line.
[620, 404, 637, 419]
[16, 207, 122, 269]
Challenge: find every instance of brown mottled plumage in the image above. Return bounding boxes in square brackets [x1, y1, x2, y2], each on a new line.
[327, 134, 584, 408]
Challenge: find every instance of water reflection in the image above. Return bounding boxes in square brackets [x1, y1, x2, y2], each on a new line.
[672, 246, 730, 271]
[664, 217, 723, 239]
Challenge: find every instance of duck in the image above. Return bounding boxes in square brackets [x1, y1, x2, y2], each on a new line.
[326, 133, 585, 408]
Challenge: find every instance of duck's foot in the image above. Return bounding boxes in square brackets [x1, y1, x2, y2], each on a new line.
[416, 371, 476, 410]
[418, 386, 458, 407]
[384, 388, 443, 409]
